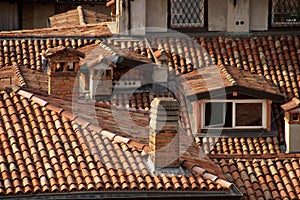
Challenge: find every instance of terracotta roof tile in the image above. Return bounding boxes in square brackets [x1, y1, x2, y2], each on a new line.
[218, 158, 300, 200]
[0, 89, 236, 197]
[109, 34, 300, 100]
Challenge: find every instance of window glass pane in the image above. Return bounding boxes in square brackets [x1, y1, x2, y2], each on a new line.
[205, 102, 232, 127]
[236, 103, 262, 126]
[271, 0, 300, 27]
[170, 0, 205, 28]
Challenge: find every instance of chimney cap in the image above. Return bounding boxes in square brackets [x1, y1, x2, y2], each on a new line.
[150, 97, 179, 109]
[281, 98, 300, 111]
[44, 46, 85, 59]
[153, 50, 171, 61]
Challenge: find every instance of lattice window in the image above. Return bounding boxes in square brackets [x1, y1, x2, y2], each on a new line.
[170, 0, 205, 29]
[271, 0, 300, 27]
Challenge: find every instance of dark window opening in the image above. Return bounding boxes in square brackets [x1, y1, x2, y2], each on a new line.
[205, 102, 232, 128]
[236, 103, 262, 126]
[169, 0, 206, 29]
[292, 113, 299, 121]
[106, 69, 112, 79]
[270, 0, 300, 27]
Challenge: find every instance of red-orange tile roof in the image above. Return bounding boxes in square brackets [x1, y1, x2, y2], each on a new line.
[109, 35, 300, 100]
[180, 64, 283, 100]
[0, 88, 234, 196]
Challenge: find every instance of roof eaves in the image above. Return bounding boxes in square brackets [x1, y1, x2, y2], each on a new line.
[12, 63, 27, 88]
[190, 85, 285, 102]
[0, 190, 242, 200]
[281, 97, 300, 111]
[181, 160, 233, 189]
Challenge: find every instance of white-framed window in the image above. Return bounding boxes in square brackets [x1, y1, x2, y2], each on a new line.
[201, 99, 267, 129]
[170, 0, 205, 29]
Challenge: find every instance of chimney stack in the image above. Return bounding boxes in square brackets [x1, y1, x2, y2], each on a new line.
[149, 97, 180, 170]
[44, 46, 85, 100]
[281, 98, 300, 153]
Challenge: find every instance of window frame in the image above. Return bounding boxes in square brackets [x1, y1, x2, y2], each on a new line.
[201, 99, 267, 129]
[168, 0, 208, 31]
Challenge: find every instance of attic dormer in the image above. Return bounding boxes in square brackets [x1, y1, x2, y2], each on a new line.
[44, 46, 85, 100]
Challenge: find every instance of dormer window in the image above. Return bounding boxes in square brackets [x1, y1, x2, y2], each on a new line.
[202, 99, 267, 129]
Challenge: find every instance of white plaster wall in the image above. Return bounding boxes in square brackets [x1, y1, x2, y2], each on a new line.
[129, 0, 146, 35]
[146, 0, 168, 29]
[250, 0, 268, 31]
[0, 2, 19, 30]
[208, 0, 227, 31]
[227, 0, 250, 32]
[33, 3, 55, 28]
[285, 121, 300, 153]
[117, 0, 129, 33]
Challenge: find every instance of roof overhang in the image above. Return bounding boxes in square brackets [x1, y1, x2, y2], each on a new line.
[281, 97, 300, 111]
[1, 190, 242, 200]
[187, 85, 285, 102]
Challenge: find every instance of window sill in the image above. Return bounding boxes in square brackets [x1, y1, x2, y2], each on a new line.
[197, 128, 278, 138]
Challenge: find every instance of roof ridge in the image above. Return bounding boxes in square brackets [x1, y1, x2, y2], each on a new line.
[7, 86, 149, 152]
[77, 6, 87, 26]
[182, 160, 233, 189]
[99, 41, 119, 56]
[207, 153, 300, 159]
[12, 62, 27, 88]
[218, 64, 237, 85]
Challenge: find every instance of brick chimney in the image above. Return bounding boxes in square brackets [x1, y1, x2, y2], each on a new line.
[44, 46, 85, 100]
[282, 98, 300, 153]
[149, 97, 180, 171]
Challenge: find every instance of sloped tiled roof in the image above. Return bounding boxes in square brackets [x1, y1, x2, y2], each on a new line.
[180, 65, 283, 101]
[0, 24, 112, 38]
[1, 34, 300, 101]
[108, 35, 300, 100]
[0, 87, 236, 197]
[49, 6, 112, 28]
[0, 38, 98, 71]
[80, 42, 151, 68]
[199, 137, 282, 156]
[2, 30, 300, 200]
[219, 158, 300, 200]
